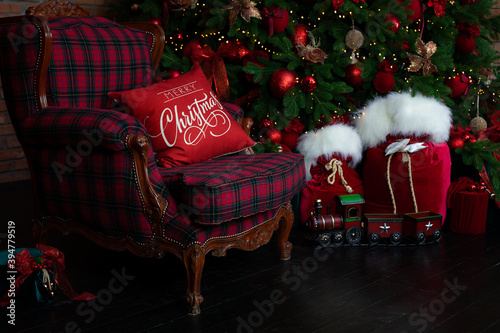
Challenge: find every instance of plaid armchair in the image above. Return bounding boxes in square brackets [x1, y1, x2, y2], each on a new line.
[0, 5, 305, 314]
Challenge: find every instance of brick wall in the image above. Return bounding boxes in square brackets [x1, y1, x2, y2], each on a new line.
[0, 0, 499, 184]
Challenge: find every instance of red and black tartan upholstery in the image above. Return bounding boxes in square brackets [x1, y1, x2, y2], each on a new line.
[0, 12, 305, 314]
[46, 17, 155, 109]
[160, 153, 304, 225]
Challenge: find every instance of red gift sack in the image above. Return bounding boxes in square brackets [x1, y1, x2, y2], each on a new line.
[299, 154, 364, 223]
[355, 92, 452, 221]
[297, 123, 363, 224]
[363, 137, 451, 219]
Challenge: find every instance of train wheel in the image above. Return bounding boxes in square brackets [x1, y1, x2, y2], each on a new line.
[368, 232, 381, 245]
[390, 232, 402, 245]
[318, 233, 331, 246]
[416, 231, 426, 244]
[332, 231, 344, 244]
[346, 226, 362, 245]
[433, 229, 442, 242]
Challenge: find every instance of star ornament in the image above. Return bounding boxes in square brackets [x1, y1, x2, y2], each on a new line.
[406, 38, 438, 75]
[380, 223, 391, 233]
[222, 0, 261, 27]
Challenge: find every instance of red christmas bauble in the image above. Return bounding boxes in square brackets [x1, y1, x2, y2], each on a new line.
[166, 69, 181, 79]
[263, 127, 282, 144]
[291, 24, 309, 46]
[385, 14, 400, 33]
[301, 75, 317, 92]
[399, 0, 422, 22]
[449, 137, 465, 150]
[344, 63, 364, 88]
[147, 16, 163, 26]
[455, 33, 476, 55]
[183, 39, 204, 62]
[269, 68, 297, 98]
[262, 7, 290, 36]
[445, 74, 471, 98]
[220, 39, 250, 64]
[373, 71, 395, 94]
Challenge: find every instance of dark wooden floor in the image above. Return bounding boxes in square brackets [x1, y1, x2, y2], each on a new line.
[1, 180, 500, 333]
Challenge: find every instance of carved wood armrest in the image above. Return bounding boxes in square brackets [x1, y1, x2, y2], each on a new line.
[26, 0, 91, 17]
[238, 117, 254, 136]
[127, 134, 168, 231]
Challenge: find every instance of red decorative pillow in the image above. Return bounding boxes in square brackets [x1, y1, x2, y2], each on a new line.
[109, 63, 255, 167]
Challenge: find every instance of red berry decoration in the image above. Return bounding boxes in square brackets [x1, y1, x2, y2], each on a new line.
[262, 7, 289, 36]
[445, 74, 471, 99]
[291, 24, 309, 46]
[385, 14, 400, 33]
[300, 75, 317, 92]
[269, 68, 297, 98]
[344, 63, 364, 88]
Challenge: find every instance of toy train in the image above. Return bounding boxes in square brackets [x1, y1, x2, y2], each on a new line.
[304, 194, 443, 246]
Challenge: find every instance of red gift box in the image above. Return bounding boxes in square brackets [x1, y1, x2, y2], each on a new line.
[447, 178, 489, 235]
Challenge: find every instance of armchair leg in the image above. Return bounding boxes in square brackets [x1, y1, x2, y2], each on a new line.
[277, 206, 294, 260]
[183, 244, 205, 315]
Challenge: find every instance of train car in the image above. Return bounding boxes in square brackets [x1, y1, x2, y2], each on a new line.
[304, 194, 365, 246]
[335, 194, 364, 244]
[402, 211, 443, 244]
[363, 213, 403, 245]
[303, 195, 443, 246]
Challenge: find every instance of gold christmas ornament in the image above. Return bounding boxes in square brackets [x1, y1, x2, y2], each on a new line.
[470, 116, 488, 134]
[345, 29, 364, 50]
[222, 0, 262, 27]
[407, 38, 438, 75]
[169, 0, 197, 10]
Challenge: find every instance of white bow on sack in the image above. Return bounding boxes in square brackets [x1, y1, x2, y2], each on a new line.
[385, 138, 427, 161]
[384, 138, 427, 214]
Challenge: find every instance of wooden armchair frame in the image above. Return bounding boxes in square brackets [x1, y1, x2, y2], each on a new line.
[2, 0, 295, 315]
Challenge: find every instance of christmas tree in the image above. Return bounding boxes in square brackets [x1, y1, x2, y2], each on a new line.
[109, 0, 500, 199]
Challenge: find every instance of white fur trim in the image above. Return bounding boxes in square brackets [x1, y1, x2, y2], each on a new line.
[297, 123, 363, 180]
[354, 92, 452, 148]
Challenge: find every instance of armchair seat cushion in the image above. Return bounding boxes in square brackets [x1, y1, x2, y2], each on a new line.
[160, 153, 305, 225]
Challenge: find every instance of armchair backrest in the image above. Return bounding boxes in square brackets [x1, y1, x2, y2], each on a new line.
[0, 14, 165, 128]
